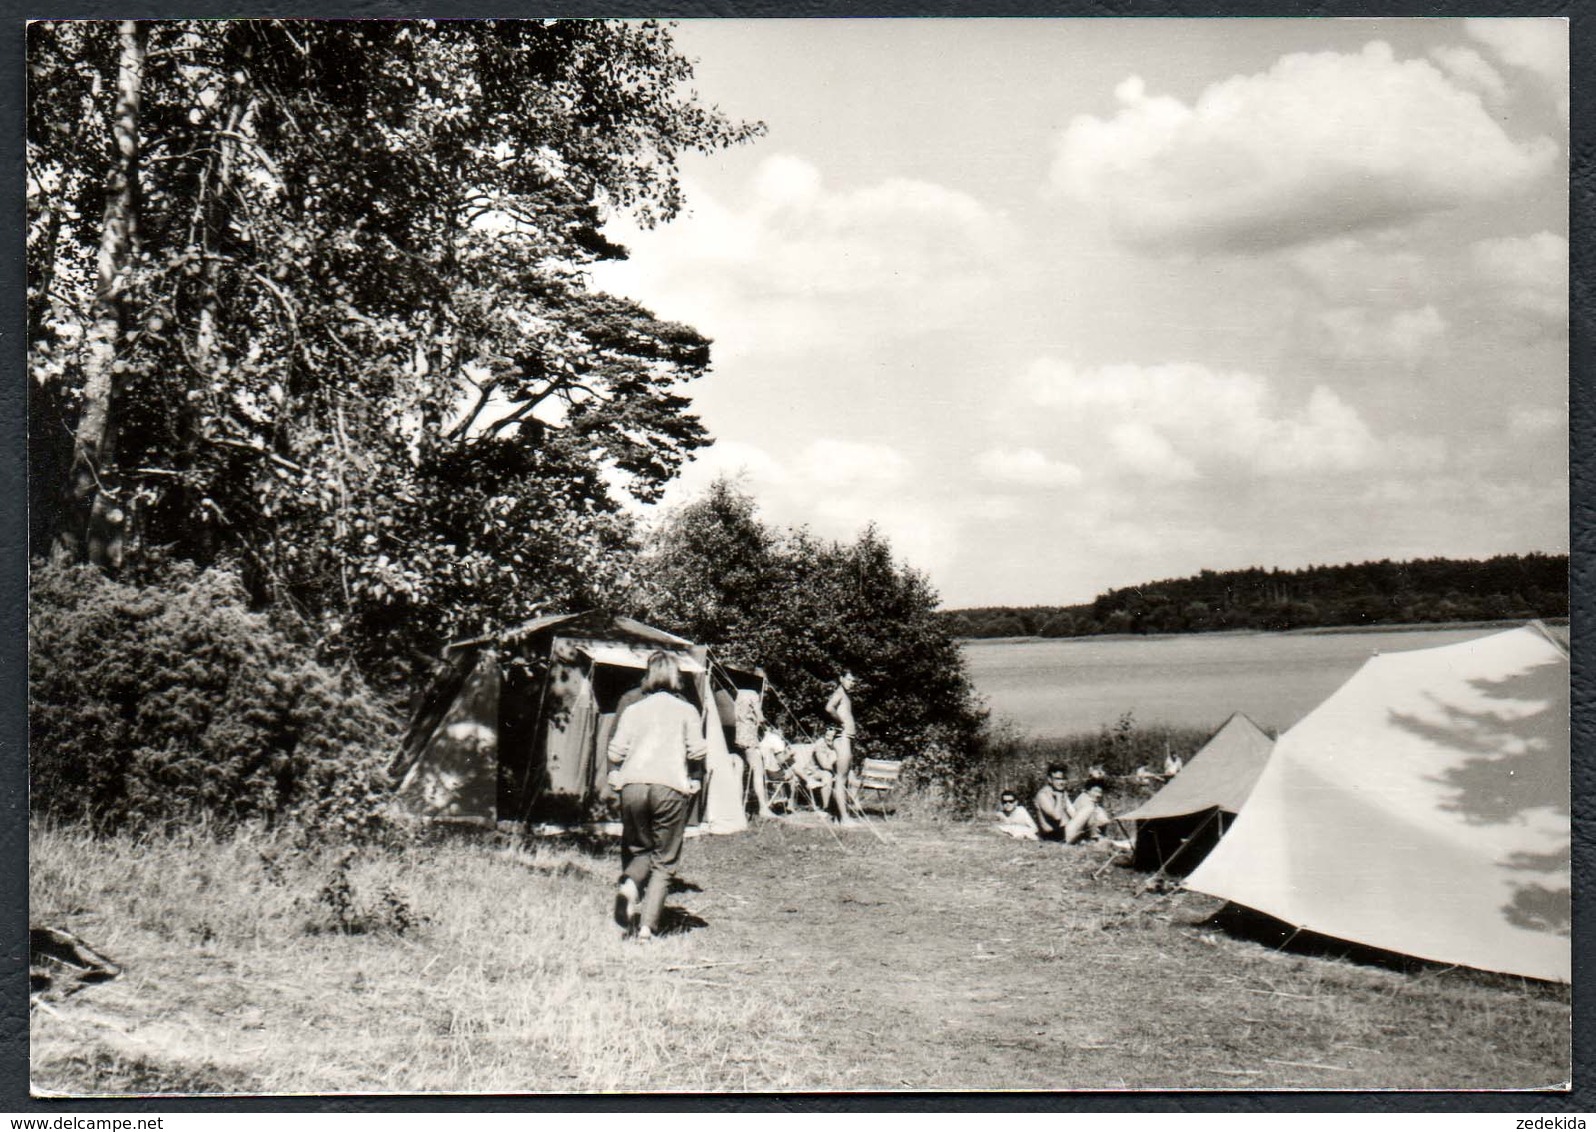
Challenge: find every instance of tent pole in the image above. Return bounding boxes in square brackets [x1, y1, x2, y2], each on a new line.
[1151, 806, 1223, 888]
[766, 681, 821, 745]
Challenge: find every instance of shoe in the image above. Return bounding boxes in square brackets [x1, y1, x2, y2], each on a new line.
[636, 926, 654, 943]
[614, 878, 639, 933]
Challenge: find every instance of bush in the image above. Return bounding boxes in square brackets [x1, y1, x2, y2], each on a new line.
[30, 562, 399, 837]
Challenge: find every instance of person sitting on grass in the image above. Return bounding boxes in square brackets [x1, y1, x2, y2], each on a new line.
[995, 790, 1039, 840]
[1032, 764, 1074, 841]
[1064, 779, 1114, 844]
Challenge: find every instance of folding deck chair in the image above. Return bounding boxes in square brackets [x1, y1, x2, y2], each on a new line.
[852, 758, 904, 814]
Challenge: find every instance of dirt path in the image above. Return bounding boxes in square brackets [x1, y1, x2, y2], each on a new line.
[665, 817, 1569, 1091]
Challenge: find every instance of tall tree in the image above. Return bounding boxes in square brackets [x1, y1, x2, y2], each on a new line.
[28, 20, 762, 676]
[642, 480, 988, 767]
[46, 21, 144, 567]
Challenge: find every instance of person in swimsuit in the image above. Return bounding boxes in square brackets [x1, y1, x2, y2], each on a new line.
[825, 671, 859, 825]
[1033, 763, 1073, 841]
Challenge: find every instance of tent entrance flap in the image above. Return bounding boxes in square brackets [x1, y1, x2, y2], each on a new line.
[1123, 713, 1273, 876]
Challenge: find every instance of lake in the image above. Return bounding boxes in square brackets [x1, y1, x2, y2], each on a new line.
[961, 626, 1506, 738]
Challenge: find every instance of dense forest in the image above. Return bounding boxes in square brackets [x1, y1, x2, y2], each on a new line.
[943, 553, 1568, 639]
[28, 20, 993, 833]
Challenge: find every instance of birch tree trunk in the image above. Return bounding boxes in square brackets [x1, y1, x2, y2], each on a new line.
[53, 20, 144, 567]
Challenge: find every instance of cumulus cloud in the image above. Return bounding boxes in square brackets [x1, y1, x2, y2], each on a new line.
[1011, 359, 1435, 482]
[1464, 19, 1568, 123]
[594, 155, 1016, 357]
[794, 437, 909, 490]
[1464, 19, 1566, 83]
[1049, 41, 1559, 254]
[1107, 421, 1199, 482]
[975, 447, 1085, 488]
[1470, 231, 1567, 325]
[649, 437, 959, 579]
[1315, 305, 1448, 366]
[1286, 237, 1436, 306]
[1429, 45, 1507, 101]
[736, 158, 1011, 299]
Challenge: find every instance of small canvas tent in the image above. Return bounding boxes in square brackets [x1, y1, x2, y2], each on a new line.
[393, 612, 748, 834]
[1120, 713, 1275, 875]
[1185, 624, 1570, 983]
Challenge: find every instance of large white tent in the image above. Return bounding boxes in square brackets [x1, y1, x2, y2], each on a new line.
[1185, 624, 1570, 983]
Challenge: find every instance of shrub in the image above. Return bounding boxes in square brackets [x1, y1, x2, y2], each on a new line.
[30, 562, 399, 836]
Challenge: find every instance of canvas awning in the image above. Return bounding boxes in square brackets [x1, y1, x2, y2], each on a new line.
[576, 641, 705, 674]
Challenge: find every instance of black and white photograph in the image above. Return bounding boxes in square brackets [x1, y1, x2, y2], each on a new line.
[25, 16, 1571, 1096]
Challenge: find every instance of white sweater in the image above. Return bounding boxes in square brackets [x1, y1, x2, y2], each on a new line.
[607, 691, 708, 794]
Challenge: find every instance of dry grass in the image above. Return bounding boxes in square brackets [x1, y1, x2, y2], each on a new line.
[30, 816, 1570, 1095]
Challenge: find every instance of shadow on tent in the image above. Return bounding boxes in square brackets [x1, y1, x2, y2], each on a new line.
[1396, 656, 1571, 940]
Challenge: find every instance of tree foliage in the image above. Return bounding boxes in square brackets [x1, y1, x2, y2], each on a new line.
[944, 553, 1569, 639]
[640, 480, 988, 786]
[29, 20, 761, 678]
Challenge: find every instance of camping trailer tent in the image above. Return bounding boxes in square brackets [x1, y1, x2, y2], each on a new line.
[392, 612, 747, 834]
[1120, 713, 1275, 876]
[1185, 624, 1570, 983]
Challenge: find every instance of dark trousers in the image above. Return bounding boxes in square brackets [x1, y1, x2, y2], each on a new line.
[619, 783, 689, 932]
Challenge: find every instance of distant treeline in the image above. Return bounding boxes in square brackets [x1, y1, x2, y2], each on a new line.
[944, 554, 1568, 639]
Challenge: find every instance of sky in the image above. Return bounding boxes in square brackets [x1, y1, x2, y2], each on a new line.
[592, 18, 1569, 609]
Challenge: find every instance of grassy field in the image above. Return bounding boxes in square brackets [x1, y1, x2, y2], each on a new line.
[30, 814, 1570, 1095]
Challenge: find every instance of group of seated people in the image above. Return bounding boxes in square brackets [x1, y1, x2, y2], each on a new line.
[751, 725, 853, 814]
[996, 763, 1124, 846]
[1131, 751, 1184, 783]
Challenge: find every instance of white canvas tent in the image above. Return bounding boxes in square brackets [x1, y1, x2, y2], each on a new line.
[1185, 624, 1570, 983]
[1120, 713, 1274, 875]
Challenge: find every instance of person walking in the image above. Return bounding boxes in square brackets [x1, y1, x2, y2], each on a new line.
[607, 651, 707, 941]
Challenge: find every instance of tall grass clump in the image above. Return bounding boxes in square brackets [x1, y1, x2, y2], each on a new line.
[30, 562, 399, 838]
